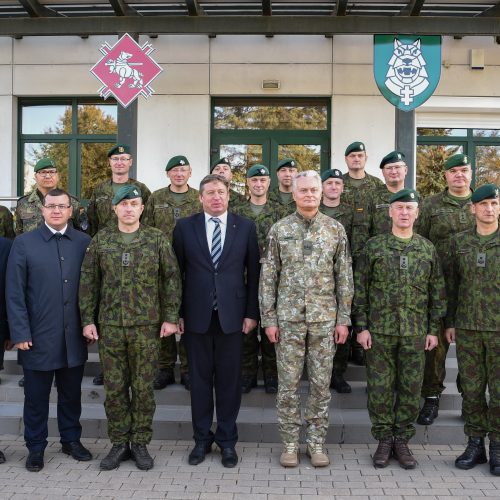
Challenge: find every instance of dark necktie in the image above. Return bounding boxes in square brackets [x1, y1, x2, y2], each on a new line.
[210, 218, 222, 309]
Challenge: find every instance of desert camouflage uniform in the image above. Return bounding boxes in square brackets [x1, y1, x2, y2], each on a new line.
[259, 211, 353, 445]
[79, 224, 181, 444]
[268, 187, 296, 216]
[142, 186, 201, 376]
[232, 200, 287, 381]
[415, 189, 475, 398]
[87, 179, 151, 236]
[15, 189, 86, 235]
[353, 233, 446, 440]
[0, 206, 15, 239]
[444, 228, 500, 440]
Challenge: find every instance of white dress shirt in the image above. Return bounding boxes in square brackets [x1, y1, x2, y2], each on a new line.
[204, 211, 228, 251]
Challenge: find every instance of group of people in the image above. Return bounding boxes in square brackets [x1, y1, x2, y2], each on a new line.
[0, 141, 497, 478]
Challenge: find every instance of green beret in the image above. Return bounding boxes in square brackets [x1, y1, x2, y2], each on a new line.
[247, 164, 269, 178]
[471, 183, 499, 203]
[444, 153, 470, 170]
[112, 185, 142, 205]
[166, 155, 189, 171]
[210, 157, 231, 173]
[380, 150, 406, 169]
[34, 158, 56, 172]
[389, 188, 419, 204]
[107, 144, 131, 157]
[345, 141, 366, 156]
[277, 158, 297, 171]
[321, 169, 343, 182]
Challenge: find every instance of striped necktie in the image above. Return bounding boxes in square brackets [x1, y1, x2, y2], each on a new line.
[210, 217, 222, 268]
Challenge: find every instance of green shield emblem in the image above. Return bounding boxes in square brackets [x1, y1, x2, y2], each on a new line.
[374, 35, 441, 112]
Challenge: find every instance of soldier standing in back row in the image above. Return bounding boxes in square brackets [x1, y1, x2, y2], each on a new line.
[415, 153, 475, 426]
[268, 158, 298, 216]
[232, 164, 286, 394]
[354, 189, 446, 470]
[210, 157, 247, 208]
[0, 206, 15, 239]
[86, 144, 151, 386]
[444, 184, 500, 475]
[80, 185, 181, 471]
[319, 168, 356, 394]
[143, 155, 201, 391]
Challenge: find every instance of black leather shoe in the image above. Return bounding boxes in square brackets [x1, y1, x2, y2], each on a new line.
[455, 437, 487, 470]
[62, 441, 93, 461]
[131, 443, 154, 470]
[330, 373, 352, 393]
[26, 451, 44, 472]
[0, 450, 5, 464]
[417, 396, 439, 425]
[221, 447, 238, 468]
[241, 375, 257, 394]
[153, 369, 175, 390]
[264, 376, 278, 394]
[100, 443, 131, 470]
[188, 441, 212, 465]
[350, 348, 366, 366]
[489, 440, 500, 476]
[180, 373, 191, 391]
[92, 372, 104, 386]
[18, 376, 24, 387]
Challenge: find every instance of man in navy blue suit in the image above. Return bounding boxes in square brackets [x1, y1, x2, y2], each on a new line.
[6, 188, 92, 472]
[173, 174, 260, 468]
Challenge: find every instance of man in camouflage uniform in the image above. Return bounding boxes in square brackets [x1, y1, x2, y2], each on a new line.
[354, 189, 446, 470]
[260, 170, 353, 468]
[210, 157, 247, 208]
[416, 153, 475, 426]
[143, 155, 201, 391]
[268, 158, 298, 216]
[86, 144, 151, 386]
[342, 141, 383, 366]
[16, 158, 85, 235]
[320, 168, 356, 394]
[80, 185, 181, 471]
[0, 206, 14, 239]
[443, 184, 500, 475]
[232, 164, 286, 394]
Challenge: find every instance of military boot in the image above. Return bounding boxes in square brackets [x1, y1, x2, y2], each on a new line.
[417, 396, 439, 425]
[153, 369, 175, 390]
[279, 443, 299, 467]
[372, 436, 393, 468]
[306, 443, 330, 467]
[241, 375, 257, 394]
[330, 373, 352, 393]
[393, 438, 416, 469]
[100, 443, 131, 470]
[131, 443, 154, 470]
[455, 437, 487, 470]
[489, 441, 500, 476]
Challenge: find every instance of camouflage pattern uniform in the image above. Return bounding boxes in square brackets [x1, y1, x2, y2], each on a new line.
[268, 188, 296, 216]
[15, 189, 86, 235]
[353, 233, 446, 440]
[259, 211, 353, 445]
[0, 206, 15, 239]
[229, 189, 247, 210]
[79, 224, 181, 444]
[232, 200, 287, 382]
[367, 185, 397, 237]
[319, 201, 355, 377]
[142, 186, 201, 377]
[87, 179, 151, 236]
[444, 228, 500, 440]
[415, 189, 475, 398]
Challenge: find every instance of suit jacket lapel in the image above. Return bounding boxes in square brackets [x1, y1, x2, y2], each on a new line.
[194, 213, 213, 266]
[218, 212, 237, 269]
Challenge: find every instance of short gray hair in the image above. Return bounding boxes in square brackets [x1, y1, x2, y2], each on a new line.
[291, 170, 322, 192]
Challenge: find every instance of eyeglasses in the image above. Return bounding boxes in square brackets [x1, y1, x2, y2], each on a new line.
[110, 156, 132, 162]
[36, 170, 57, 177]
[43, 204, 71, 211]
[383, 165, 405, 171]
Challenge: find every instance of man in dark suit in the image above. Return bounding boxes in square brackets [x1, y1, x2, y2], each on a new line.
[6, 188, 92, 472]
[173, 174, 260, 468]
[0, 235, 13, 464]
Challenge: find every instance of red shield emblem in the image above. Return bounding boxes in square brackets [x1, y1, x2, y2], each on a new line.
[90, 33, 163, 108]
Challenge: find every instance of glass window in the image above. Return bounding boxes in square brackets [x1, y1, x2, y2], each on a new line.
[475, 145, 500, 186]
[78, 104, 117, 134]
[473, 129, 500, 138]
[278, 144, 321, 173]
[21, 104, 72, 135]
[417, 128, 467, 137]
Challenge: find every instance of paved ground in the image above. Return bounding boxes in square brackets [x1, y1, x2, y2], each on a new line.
[1, 436, 499, 499]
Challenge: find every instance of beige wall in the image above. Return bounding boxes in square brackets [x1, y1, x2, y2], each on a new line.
[1, 34, 499, 197]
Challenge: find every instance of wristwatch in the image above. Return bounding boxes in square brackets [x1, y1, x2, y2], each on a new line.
[353, 326, 367, 334]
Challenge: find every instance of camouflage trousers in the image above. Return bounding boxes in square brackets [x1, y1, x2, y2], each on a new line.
[366, 333, 425, 441]
[241, 325, 277, 379]
[158, 335, 189, 375]
[276, 320, 336, 445]
[99, 324, 159, 444]
[456, 328, 500, 441]
[421, 325, 448, 398]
